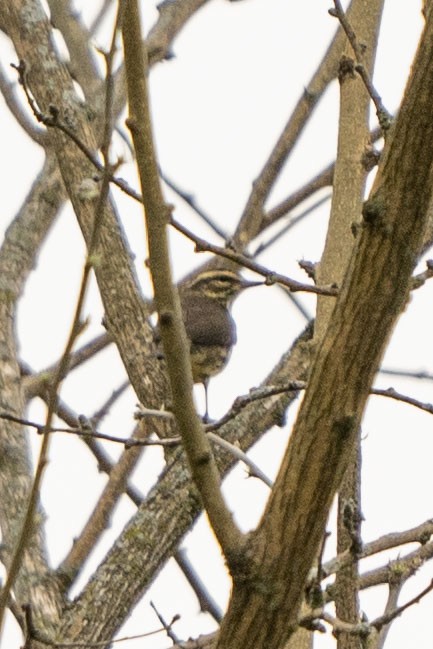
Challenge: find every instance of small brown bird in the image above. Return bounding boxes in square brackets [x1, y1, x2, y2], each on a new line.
[179, 269, 261, 417]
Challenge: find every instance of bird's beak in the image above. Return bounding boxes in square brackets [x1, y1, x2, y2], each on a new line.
[240, 279, 263, 290]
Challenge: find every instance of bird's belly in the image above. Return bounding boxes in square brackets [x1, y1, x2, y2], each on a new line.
[190, 344, 232, 383]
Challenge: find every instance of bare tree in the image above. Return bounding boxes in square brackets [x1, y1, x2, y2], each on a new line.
[0, 1, 432, 649]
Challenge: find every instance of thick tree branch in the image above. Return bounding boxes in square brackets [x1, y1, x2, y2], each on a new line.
[56, 326, 312, 643]
[314, 7, 385, 649]
[216, 8, 433, 649]
[47, 0, 101, 98]
[0, 153, 65, 633]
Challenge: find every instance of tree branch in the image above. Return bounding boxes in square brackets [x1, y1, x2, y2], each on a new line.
[216, 8, 433, 649]
[121, 0, 246, 565]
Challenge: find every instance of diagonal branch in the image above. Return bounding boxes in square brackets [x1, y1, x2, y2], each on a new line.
[232, 0, 362, 246]
[56, 324, 313, 643]
[0, 152, 66, 632]
[216, 8, 433, 649]
[122, 0, 246, 565]
[146, 0, 211, 64]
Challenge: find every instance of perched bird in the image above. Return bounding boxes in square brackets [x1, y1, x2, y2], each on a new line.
[179, 269, 261, 418]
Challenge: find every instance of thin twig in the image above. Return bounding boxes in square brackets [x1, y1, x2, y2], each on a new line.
[263, 165, 334, 228]
[1, 410, 274, 489]
[89, 0, 116, 36]
[206, 383, 305, 432]
[252, 193, 331, 257]
[372, 386, 433, 415]
[23, 333, 111, 399]
[207, 432, 273, 488]
[261, 125, 382, 230]
[175, 548, 223, 622]
[0, 412, 180, 447]
[54, 398, 145, 503]
[379, 367, 433, 382]
[411, 259, 433, 289]
[149, 601, 181, 646]
[314, 518, 433, 583]
[160, 168, 228, 240]
[11, 60, 143, 203]
[373, 581, 404, 649]
[300, 608, 369, 637]
[171, 217, 338, 297]
[330, 1, 392, 131]
[371, 579, 433, 631]
[92, 380, 130, 426]
[356, 541, 433, 594]
[135, 406, 176, 421]
[280, 288, 313, 323]
[300, 577, 433, 640]
[22, 600, 168, 647]
[0, 61, 46, 144]
[48, 397, 223, 622]
[99, 2, 126, 166]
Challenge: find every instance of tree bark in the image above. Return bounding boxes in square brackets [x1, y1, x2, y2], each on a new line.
[216, 9, 433, 649]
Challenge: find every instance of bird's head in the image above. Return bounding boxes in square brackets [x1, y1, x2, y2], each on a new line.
[183, 269, 261, 306]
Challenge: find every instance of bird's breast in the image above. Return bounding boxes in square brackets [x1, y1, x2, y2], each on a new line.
[181, 295, 237, 347]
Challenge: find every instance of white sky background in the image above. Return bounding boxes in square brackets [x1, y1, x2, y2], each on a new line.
[1, 1, 432, 648]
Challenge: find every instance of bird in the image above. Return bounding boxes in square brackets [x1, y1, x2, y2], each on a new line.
[178, 268, 261, 418]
